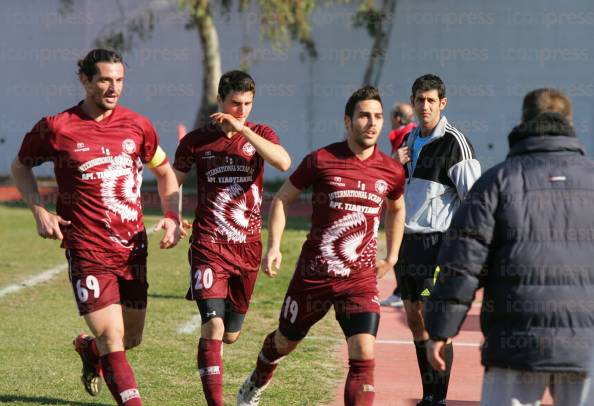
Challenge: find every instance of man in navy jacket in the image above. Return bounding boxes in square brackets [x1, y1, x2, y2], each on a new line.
[424, 88, 594, 406]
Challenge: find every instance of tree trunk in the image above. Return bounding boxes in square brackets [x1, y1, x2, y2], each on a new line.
[192, 0, 221, 130]
[362, 0, 397, 87]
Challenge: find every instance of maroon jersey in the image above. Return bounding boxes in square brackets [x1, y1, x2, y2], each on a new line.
[18, 104, 161, 253]
[290, 141, 405, 278]
[173, 122, 279, 244]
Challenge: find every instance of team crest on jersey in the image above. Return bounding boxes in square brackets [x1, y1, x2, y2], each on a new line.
[375, 179, 388, 194]
[122, 139, 136, 155]
[242, 142, 256, 157]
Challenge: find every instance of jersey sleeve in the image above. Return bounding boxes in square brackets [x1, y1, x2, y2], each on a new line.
[289, 152, 317, 190]
[256, 124, 279, 145]
[173, 132, 195, 173]
[387, 163, 405, 200]
[17, 118, 57, 167]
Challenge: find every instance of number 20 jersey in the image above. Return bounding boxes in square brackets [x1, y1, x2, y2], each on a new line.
[173, 122, 279, 244]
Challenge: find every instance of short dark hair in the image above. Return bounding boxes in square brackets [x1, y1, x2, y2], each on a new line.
[344, 86, 383, 118]
[218, 70, 256, 100]
[411, 74, 446, 99]
[77, 49, 124, 80]
[522, 88, 572, 122]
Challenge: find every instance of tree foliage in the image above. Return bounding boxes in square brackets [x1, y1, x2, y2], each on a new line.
[59, 0, 397, 121]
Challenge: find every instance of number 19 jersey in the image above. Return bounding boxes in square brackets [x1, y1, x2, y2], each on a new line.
[289, 141, 405, 278]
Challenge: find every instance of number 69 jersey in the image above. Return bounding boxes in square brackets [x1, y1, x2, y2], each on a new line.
[289, 141, 405, 278]
[17, 104, 163, 254]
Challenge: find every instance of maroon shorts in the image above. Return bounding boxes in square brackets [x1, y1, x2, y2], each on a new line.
[66, 249, 148, 316]
[278, 266, 380, 339]
[186, 241, 262, 314]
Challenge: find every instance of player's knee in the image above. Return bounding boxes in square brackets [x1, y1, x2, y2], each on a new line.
[346, 333, 376, 360]
[95, 330, 125, 352]
[222, 331, 240, 344]
[349, 340, 374, 359]
[201, 317, 225, 339]
[352, 346, 374, 360]
[275, 329, 300, 355]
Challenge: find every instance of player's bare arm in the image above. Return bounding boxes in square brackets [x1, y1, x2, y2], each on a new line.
[11, 157, 71, 240]
[150, 162, 182, 249]
[376, 195, 405, 278]
[210, 112, 291, 171]
[262, 180, 302, 277]
[172, 168, 192, 237]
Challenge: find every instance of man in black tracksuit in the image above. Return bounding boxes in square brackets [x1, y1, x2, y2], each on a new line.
[396, 74, 481, 406]
[424, 89, 594, 406]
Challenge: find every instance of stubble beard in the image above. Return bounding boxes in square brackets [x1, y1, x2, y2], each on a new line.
[353, 133, 376, 150]
[94, 90, 118, 112]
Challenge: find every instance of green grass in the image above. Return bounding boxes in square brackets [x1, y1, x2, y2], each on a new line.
[0, 205, 344, 405]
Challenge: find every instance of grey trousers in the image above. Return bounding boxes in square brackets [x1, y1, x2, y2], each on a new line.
[480, 367, 590, 406]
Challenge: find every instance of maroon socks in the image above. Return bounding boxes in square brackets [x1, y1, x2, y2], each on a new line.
[197, 338, 224, 406]
[344, 359, 375, 406]
[253, 332, 285, 387]
[100, 351, 142, 405]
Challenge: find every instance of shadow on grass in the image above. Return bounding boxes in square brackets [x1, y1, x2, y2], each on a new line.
[0, 395, 108, 405]
[148, 292, 185, 300]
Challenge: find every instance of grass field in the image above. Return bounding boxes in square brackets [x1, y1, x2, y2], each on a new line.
[0, 204, 344, 405]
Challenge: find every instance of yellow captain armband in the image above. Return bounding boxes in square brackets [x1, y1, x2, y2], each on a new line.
[147, 145, 167, 168]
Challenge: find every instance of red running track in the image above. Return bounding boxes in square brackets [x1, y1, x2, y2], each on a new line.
[328, 272, 553, 406]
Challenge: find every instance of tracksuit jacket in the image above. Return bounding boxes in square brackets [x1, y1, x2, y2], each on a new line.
[403, 115, 481, 234]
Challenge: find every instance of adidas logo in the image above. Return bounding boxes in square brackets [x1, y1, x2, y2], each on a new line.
[420, 288, 431, 297]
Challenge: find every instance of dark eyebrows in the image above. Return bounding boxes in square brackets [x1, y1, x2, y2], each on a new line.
[358, 110, 383, 117]
[97, 75, 124, 82]
[415, 95, 437, 102]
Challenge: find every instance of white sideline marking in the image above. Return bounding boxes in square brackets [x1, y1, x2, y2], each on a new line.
[308, 336, 480, 348]
[0, 264, 67, 299]
[177, 314, 202, 334]
[0, 227, 159, 300]
[375, 339, 480, 348]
